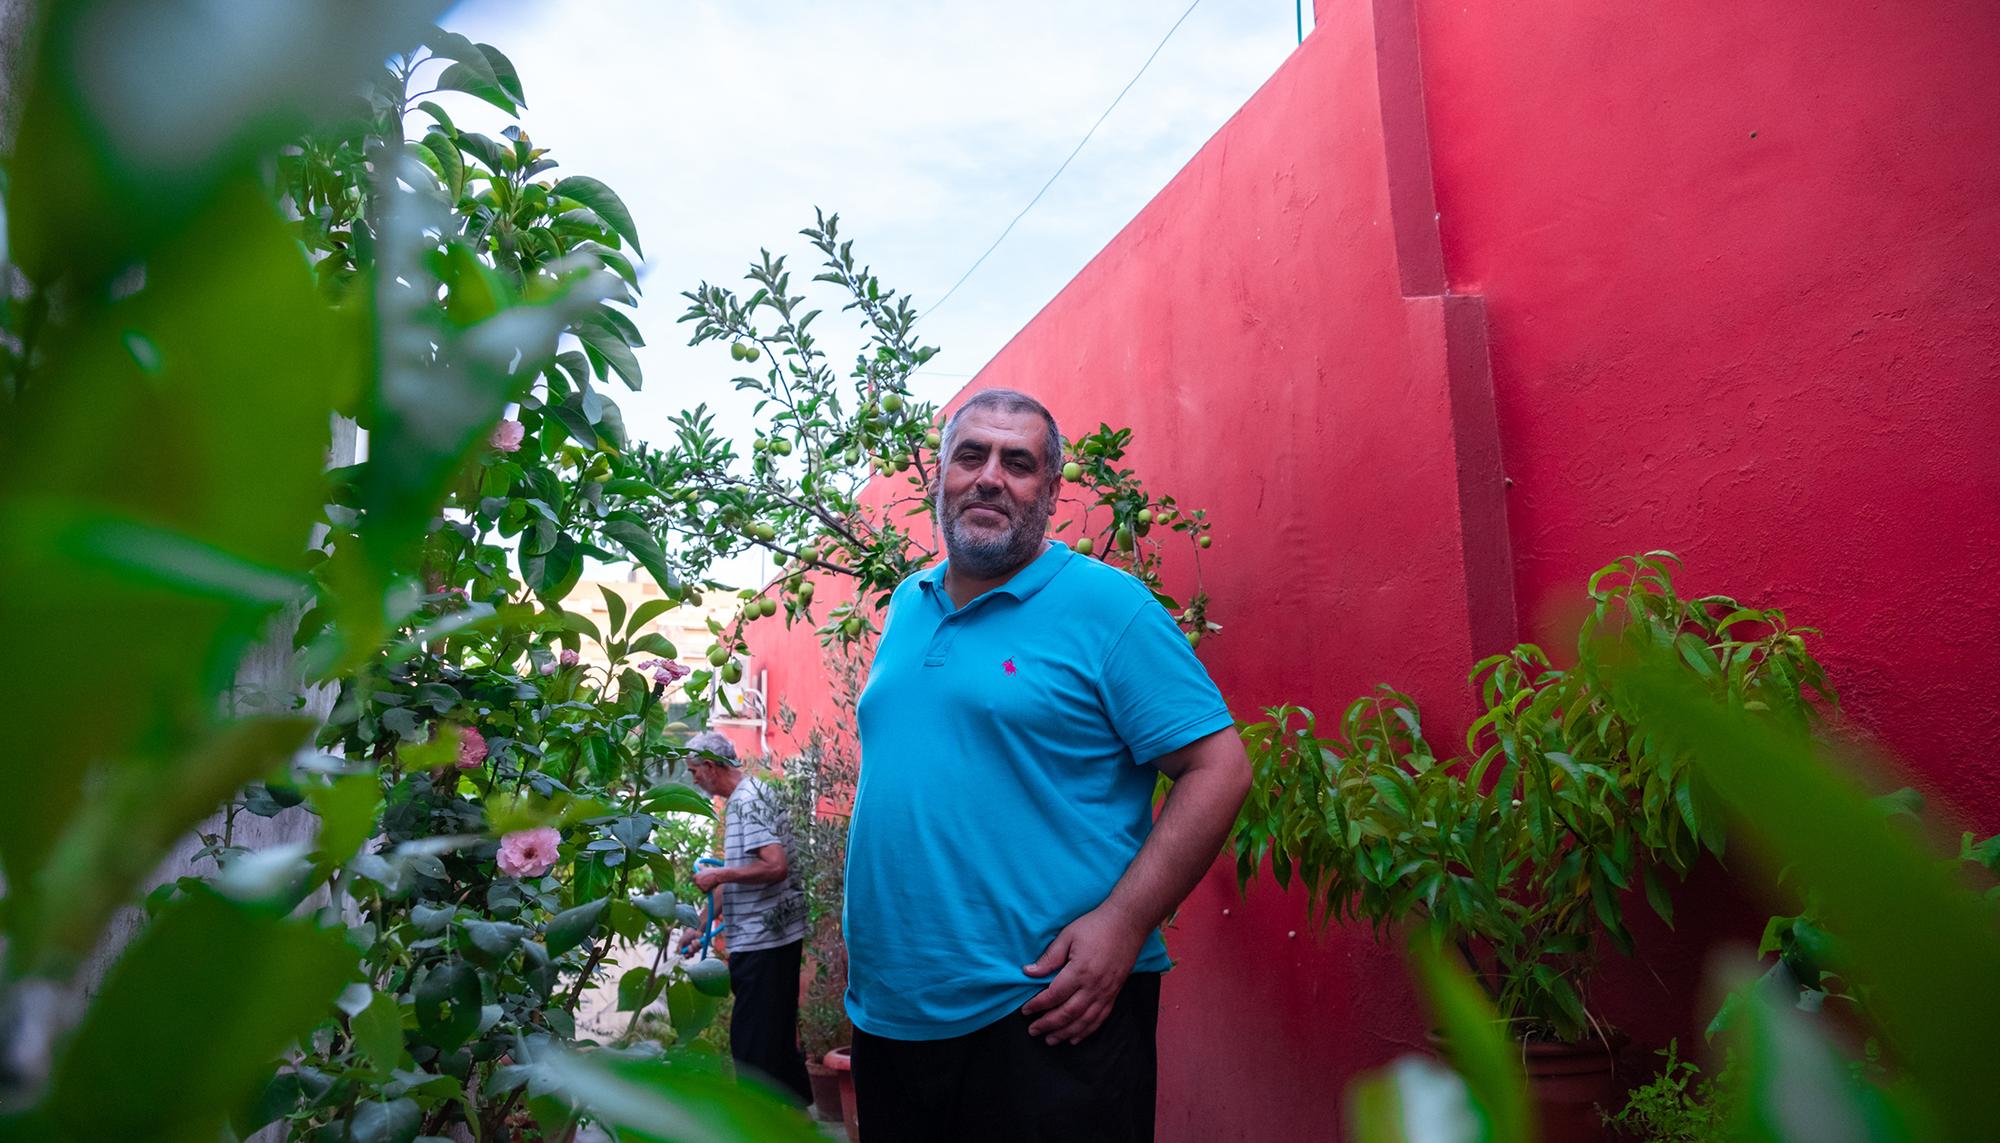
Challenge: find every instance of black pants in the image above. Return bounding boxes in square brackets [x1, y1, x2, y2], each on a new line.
[727, 939, 811, 1105]
[852, 972, 1160, 1143]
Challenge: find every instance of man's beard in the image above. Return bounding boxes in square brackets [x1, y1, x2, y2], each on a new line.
[940, 485, 1054, 579]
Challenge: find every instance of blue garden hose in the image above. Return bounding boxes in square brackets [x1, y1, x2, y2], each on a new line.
[695, 856, 727, 956]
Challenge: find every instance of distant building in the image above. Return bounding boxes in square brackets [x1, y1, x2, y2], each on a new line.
[559, 573, 768, 757]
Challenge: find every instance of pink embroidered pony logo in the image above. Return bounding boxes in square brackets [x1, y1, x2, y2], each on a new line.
[1003, 658, 1018, 676]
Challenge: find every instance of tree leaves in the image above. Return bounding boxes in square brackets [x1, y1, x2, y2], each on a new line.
[545, 898, 609, 958]
[44, 890, 358, 1142]
[414, 961, 482, 1050]
[602, 517, 680, 596]
[425, 32, 525, 114]
[1613, 656, 2000, 1142]
[351, 989, 408, 1075]
[523, 1046, 823, 1143]
[553, 176, 643, 258]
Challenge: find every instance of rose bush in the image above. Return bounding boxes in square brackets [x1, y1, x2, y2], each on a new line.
[0, 7, 1223, 1140]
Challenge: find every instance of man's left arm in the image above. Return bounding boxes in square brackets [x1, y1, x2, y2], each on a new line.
[1020, 725, 1251, 1044]
[691, 844, 789, 892]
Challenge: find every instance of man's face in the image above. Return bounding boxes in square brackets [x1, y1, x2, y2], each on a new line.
[938, 407, 1058, 579]
[688, 759, 724, 796]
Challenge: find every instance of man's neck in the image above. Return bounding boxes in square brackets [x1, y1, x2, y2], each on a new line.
[714, 770, 744, 799]
[943, 547, 1039, 608]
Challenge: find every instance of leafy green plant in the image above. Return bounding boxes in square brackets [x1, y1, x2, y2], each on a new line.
[1355, 635, 2000, 1143]
[768, 684, 862, 1061]
[1232, 552, 1835, 1041]
[1704, 787, 2000, 1079]
[649, 211, 1221, 656]
[1610, 649, 2000, 1141]
[0, 3, 1218, 1137]
[0, 7, 804, 1140]
[1603, 1041, 1736, 1143]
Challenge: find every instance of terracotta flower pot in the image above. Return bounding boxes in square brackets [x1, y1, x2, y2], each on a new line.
[1521, 1035, 1626, 1143]
[1430, 1029, 1625, 1143]
[806, 1056, 844, 1123]
[824, 1046, 858, 1142]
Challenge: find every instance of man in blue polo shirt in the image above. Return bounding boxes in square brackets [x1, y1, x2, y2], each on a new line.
[845, 388, 1251, 1142]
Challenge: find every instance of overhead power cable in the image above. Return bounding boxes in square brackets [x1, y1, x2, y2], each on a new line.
[921, 0, 1203, 321]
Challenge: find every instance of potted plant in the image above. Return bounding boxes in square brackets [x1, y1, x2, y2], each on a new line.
[771, 692, 860, 1126]
[1232, 553, 1835, 1141]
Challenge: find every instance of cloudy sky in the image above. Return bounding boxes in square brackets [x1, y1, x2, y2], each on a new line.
[436, 0, 1310, 582]
[442, 0, 1308, 414]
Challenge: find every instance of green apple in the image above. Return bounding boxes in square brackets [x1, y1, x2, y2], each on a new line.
[1074, 536, 1095, 556]
[1062, 461, 1082, 481]
[706, 645, 729, 667]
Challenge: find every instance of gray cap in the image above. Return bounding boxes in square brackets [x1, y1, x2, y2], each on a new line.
[684, 731, 739, 765]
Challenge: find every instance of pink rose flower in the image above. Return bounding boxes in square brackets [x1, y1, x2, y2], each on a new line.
[456, 726, 488, 770]
[538, 660, 558, 677]
[490, 420, 526, 453]
[559, 649, 580, 667]
[496, 827, 561, 879]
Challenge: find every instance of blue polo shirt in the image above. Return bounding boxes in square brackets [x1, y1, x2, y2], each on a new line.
[844, 541, 1235, 1039]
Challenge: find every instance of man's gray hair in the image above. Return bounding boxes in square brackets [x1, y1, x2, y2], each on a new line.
[684, 731, 739, 766]
[937, 388, 1064, 489]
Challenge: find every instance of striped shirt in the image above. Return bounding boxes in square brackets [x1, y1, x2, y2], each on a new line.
[720, 775, 807, 952]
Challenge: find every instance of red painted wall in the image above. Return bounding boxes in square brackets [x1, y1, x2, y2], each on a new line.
[1410, 0, 2000, 824]
[744, 0, 2000, 1137]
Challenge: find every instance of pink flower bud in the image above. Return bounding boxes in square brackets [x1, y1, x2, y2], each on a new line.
[559, 649, 580, 667]
[490, 420, 526, 453]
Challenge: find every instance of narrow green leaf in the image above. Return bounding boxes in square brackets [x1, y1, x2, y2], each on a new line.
[602, 518, 679, 596]
[627, 598, 676, 632]
[1642, 864, 1675, 929]
[1408, 928, 1533, 1143]
[599, 584, 629, 637]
